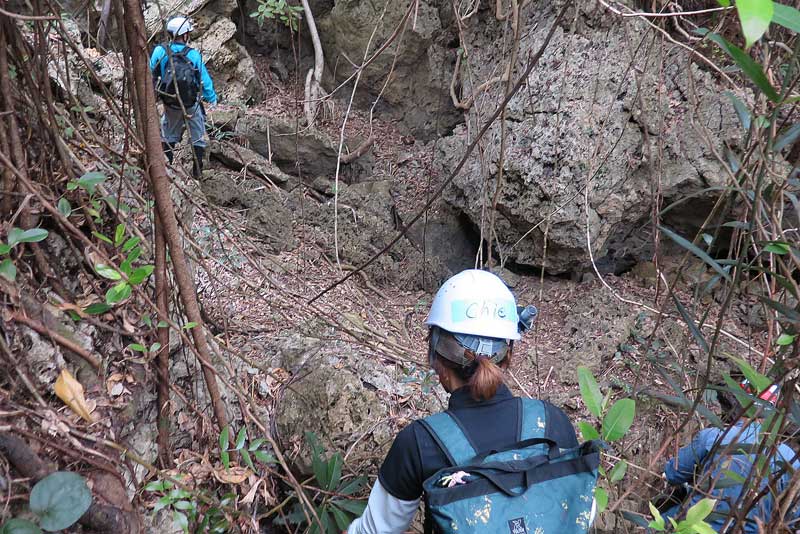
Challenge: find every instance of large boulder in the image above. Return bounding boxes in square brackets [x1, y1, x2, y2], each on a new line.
[317, 0, 462, 140]
[435, 4, 741, 274]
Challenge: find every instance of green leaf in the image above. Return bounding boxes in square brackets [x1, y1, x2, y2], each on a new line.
[173, 500, 195, 511]
[773, 2, 800, 32]
[248, 438, 266, 451]
[220, 451, 230, 469]
[129, 265, 154, 285]
[595, 487, 608, 513]
[92, 231, 113, 245]
[684, 498, 716, 525]
[691, 523, 718, 534]
[327, 453, 343, 491]
[235, 427, 247, 451]
[659, 225, 731, 281]
[57, 198, 72, 217]
[183, 322, 198, 329]
[777, 333, 795, 346]
[577, 366, 603, 418]
[0, 259, 16, 282]
[241, 449, 255, 471]
[29, 472, 92, 531]
[330, 503, 351, 531]
[114, 224, 125, 247]
[759, 295, 800, 323]
[144, 480, 169, 492]
[127, 343, 147, 352]
[220, 426, 230, 452]
[173, 511, 189, 534]
[105, 282, 131, 304]
[0, 519, 43, 534]
[736, 0, 773, 48]
[672, 294, 710, 354]
[732, 357, 771, 393]
[330, 499, 366, 516]
[338, 476, 367, 496]
[7, 228, 49, 247]
[121, 237, 141, 253]
[95, 264, 121, 280]
[157, 320, 169, 328]
[253, 451, 276, 464]
[764, 242, 790, 254]
[609, 460, 628, 483]
[602, 399, 636, 441]
[697, 30, 779, 102]
[0, 244, 10, 255]
[724, 92, 751, 131]
[149, 342, 162, 353]
[717, 0, 730, 6]
[774, 123, 800, 152]
[577, 421, 600, 441]
[648, 502, 665, 531]
[84, 303, 111, 315]
[76, 171, 106, 194]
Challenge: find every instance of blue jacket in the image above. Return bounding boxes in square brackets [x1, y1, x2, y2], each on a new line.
[665, 422, 800, 533]
[149, 43, 217, 104]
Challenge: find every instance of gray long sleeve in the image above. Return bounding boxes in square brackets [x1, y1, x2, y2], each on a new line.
[347, 480, 420, 534]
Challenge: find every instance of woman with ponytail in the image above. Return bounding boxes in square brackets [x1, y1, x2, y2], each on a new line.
[346, 270, 580, 534]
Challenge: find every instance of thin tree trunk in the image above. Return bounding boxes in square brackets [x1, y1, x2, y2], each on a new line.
[154, 215, 173, 468]
[0, 21, 14, 217]
[301, 0, 325, 126]
[118, 0, 229, 432]
[97, 0, 113, 50]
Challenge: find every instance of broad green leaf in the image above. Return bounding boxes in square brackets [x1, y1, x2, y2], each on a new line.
[774, 123, 800, 152]
[253, 451, 276, 464]
[659, 225, 730, 281]
[648, 502, 665, 531]
[732, 357, 771, 393]
[691, 522, 718, 534]
[114, 224, 125, 247]
[773, 2, 800, 32]
[173, 511, 189, 534]
[672, 294, 710, 354]
[105, 282, 131, 304]
[95, 264, 121, 280]
[0, 259, 16, 282]
[220, 451, 230, 469]
[327, 453, 343, 491]
[577, 421, 600, 441]
[723, 374, 758, 416]
[127, 344, 147, 352]
[0, 244, 10, 255]
[144, 480, 169, 492]
[602, 399, 636, 441]
[121, 237, 141, 253]
[149, 342, 162, 353]
[717, 0, 730, 6]
[84, 303, 111, 315]
[595, 487, 608, 513]
[0, 519, 43, 534]
[241, 449, 255, 471]
[764, 241, 790, 254]
[220, 426, 230, 451]
[8, 228, 48, 247]
[183, 322, 198, 329]
[698, 30, 779, 102]
[92, 231, 113, 245]
[235, 427, 247, 451]
[577, 366, 603, 418]
[157, 320, 169, 328]
[759, 295, 800, 323]
[129, 265, 154, 285]
[724, 91, 751, 131]
[330, 499, 366, 516]
[684, 498, 716, 525]
[330, 504, 351, 531]
[248, 438, 266, 451]
[338, 476, 367, 496]
[57, 198, 72, 217]
[609, 460, 628, 483]
[172, 500, 195, 511]
[736, 0, 773, 48]
[76, 171, 106, 194]
[29, 472, 92, 531]
[777, 333, 795, 345]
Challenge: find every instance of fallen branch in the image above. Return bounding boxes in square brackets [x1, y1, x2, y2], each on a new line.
[9, 312, 102, 370]
[341, 136, 375, 164]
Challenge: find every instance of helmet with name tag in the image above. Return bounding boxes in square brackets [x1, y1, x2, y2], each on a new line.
[425, 269, 520, 341]
[166, 16, 193, 36]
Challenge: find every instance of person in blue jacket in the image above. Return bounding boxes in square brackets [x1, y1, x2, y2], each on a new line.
[149, 16, 217, 178]
[663, 382, 800, 533]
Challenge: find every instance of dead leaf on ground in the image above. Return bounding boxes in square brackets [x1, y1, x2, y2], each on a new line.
[213, 466, 252, 485]
[54, 369, 94, 422]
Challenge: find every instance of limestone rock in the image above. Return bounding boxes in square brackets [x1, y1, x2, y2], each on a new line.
[209, 139, 293, 184]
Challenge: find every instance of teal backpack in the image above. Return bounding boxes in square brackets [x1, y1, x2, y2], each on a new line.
[420, 398, 600, 534]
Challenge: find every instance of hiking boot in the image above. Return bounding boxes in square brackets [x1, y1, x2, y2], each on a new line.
[162, 142, 175, 164]
[192, 145, 205, 179]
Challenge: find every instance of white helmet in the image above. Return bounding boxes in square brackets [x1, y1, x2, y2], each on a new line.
[166, 16, 193, 36]
[425, 269, 520, 341]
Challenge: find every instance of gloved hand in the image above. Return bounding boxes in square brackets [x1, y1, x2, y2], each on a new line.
[517, 305, 538, 333]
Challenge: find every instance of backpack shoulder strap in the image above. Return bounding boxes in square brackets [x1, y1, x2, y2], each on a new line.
[177, 45, 193, 57]
[519, 397, 547, 440]
[419, 412, 477, 466]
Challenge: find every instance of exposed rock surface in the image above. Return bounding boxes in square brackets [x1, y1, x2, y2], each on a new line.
[435, 4, 741, 274]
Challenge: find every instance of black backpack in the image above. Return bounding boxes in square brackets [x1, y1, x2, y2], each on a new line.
[155, 45, 200, 108]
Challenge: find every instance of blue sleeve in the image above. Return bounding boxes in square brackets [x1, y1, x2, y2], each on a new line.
[664, 429, 714, 485]
[149, 45, 166, 76]
[188, 49, 217, 104]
